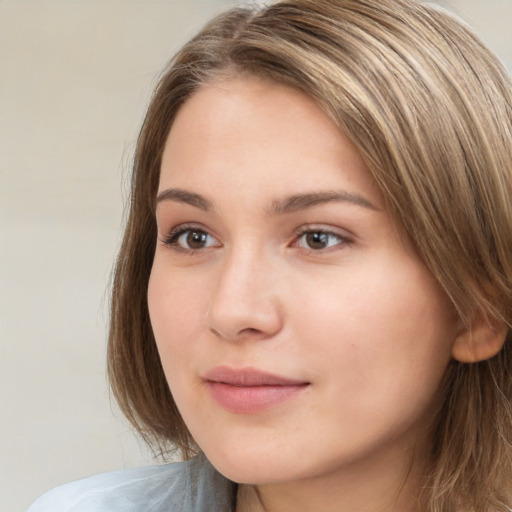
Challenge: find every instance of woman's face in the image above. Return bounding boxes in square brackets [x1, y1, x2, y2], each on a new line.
[148, 76, 459, 486]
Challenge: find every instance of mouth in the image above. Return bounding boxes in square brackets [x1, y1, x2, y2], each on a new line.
[203, 366, 310, 414]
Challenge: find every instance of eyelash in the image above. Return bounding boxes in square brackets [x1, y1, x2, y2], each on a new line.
[293, 227, 352, 253]
[161, 224, 216, 255]
[160, 224, 352, 254]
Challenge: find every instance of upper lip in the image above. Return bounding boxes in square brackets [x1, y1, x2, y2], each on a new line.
[203, 366, 309, 387]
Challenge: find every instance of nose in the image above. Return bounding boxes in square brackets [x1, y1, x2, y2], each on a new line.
[206, 247, 283, 342]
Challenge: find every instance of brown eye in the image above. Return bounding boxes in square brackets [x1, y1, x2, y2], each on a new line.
[186, 230, 209, 249]
[305, 232, 329, 249]
[297, 230, 344, 251]
[164, 227, 219, 251]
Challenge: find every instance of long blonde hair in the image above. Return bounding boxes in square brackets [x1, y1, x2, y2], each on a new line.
[108, 1, 512, 510]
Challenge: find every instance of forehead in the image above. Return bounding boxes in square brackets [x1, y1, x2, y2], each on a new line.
[159, 76, 383, 210]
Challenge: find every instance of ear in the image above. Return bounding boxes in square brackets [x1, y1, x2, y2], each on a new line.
[452, 311, 508, 363]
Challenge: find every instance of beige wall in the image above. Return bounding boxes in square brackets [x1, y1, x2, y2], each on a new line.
[441, 0, 511, 71]
[1, 2, 510, 511]
[1, 3, 236, 511]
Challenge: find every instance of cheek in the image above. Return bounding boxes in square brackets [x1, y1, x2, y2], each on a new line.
[290, 256, 456, 406]
[147, 262, 208, 370]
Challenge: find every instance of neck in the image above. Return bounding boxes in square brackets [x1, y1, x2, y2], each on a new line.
[235, 443, 429, 512]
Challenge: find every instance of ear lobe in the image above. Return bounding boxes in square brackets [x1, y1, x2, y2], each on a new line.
[451, 312, 508, 363]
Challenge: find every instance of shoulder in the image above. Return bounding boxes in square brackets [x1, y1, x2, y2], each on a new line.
[26, 461, 187, 512]
[27, 454, 236, 512]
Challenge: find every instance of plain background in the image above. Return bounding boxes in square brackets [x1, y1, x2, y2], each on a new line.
[1, 1, 510, 511]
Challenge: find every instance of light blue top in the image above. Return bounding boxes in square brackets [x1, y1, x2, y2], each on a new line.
[27, 454, 236, 512]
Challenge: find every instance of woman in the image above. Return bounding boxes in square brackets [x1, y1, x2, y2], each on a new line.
[29, 0, 512, 511]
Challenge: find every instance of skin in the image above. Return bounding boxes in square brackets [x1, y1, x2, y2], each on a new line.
[148, 76, 463, 512]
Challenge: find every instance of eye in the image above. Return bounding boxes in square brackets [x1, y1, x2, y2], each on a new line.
[295, 230, 347, 251]
[162, 226, 220, 252]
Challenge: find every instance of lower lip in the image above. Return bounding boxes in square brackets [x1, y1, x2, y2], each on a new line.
[206, 382, 308, 414]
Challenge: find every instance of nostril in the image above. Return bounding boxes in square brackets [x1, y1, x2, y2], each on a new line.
[208, 323, 275, 343]
[241, 327, 263, 336]
[205, 278, 283, 341]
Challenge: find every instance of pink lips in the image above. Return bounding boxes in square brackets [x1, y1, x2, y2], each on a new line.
[203, 366, 309, 414]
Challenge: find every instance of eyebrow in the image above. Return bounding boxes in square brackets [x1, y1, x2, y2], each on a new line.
[269, 191, 379, 214]
[155, 187, 378, 214]
[156, 188, 213, 211]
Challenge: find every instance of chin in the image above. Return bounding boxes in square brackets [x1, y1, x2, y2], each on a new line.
[201, 440, 299, 485]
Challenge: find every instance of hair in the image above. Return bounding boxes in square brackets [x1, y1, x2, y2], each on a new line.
[108, 0, 512, 510]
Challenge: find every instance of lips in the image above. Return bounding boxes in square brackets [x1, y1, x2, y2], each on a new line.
[203, 366, 309, 414]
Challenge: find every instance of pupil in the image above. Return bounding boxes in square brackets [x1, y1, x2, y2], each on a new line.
[306, 232, 328, 249]
[187, 231, 207, 248]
